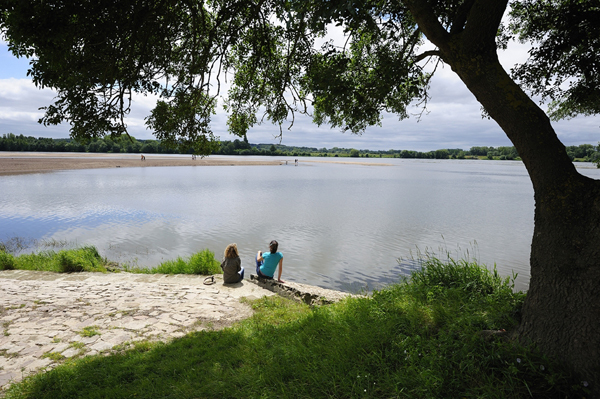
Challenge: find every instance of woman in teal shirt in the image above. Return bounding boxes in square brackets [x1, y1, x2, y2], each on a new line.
[256, 240, 284, 283]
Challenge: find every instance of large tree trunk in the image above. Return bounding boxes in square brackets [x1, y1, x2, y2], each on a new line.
[407, 0, 600, 392]
[445, 40, 600, 395]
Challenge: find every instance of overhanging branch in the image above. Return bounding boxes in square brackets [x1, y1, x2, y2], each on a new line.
[414, 50, 440, 62]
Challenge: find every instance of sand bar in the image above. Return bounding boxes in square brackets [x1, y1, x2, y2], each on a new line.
[0, 152, 283, 176]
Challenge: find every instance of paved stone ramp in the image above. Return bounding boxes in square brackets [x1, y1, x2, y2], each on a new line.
[0, 270, 276, 392]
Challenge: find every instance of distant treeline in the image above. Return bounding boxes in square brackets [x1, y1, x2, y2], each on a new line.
[1, 133, 599, 162]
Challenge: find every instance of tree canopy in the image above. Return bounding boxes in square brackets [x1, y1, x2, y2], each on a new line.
[1, 1, 598, 151]
[2, 0, 599, 394]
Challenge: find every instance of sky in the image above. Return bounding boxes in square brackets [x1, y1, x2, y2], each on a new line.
[1, 30, 599, 152]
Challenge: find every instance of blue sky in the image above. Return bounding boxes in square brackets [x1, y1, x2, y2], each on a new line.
[1, 39, 598, 152]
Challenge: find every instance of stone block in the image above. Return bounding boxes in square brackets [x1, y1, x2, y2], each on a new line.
[90, 340, 113, 352]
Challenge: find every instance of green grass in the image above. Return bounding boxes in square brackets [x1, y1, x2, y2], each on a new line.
[1, 246, 109, 273]
[0, 246, 220, 275]
[78, 326, 101, 338]
[0, 250, 16, 270]
[3, 257, 587, 399]
[124, 249, 221, 275]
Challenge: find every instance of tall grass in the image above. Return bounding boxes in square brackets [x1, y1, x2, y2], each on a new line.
[1, 246, 108, 273]
[125, 249, 221, 275]
[0, 246, 220, 276]
[4, 256, 588, 398]
[0, 250, 16, 270]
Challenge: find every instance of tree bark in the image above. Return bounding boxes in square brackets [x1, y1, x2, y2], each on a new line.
[408, 0, 600, 393]
[448, 29, 600, 399]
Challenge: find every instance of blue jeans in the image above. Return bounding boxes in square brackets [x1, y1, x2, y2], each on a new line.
[255, 255, 272, 279]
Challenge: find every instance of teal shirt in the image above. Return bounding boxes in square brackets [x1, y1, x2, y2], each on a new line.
[260, 251, 283, 278]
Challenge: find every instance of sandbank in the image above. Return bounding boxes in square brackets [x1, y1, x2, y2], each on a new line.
[0, 152, 283, 176]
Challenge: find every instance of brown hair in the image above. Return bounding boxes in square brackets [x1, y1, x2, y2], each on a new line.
[224, 243, 239, 259]
[269, 240, 278, 254]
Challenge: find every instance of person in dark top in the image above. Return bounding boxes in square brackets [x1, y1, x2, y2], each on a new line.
[221, 243, 244, 284]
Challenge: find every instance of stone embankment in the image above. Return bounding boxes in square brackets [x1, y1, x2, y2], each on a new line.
[0, 270, 353, 393]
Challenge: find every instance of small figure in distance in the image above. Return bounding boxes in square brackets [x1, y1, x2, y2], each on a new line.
[221, 243, 244, 284]
[256, 240, 284, 283]
[141, 154, 146, 161]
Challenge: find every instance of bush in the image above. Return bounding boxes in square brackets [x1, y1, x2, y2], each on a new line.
[0, 250, 16, 270]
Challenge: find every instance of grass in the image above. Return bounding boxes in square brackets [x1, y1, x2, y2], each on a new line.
[41, 352, 65, 362]
[0, 246, 109, 273]
[3, 257, 588, 399]
[78, 326, 101, 338]
[0, 245, 221, 276]
[124, 249, 221, 275]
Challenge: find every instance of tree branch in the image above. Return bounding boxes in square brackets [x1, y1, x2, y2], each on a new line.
[450, 0, 476, 34]
[461, 0, 507, 54]
[414, 50, 441, 62]
[403, 0, 450, 52]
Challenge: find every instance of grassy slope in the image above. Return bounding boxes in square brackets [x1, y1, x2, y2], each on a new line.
[3, 256, 587, 398]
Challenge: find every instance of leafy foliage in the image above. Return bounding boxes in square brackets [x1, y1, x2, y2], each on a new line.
[0, 0, 431, 153]
[510, 0, 600, 120]
[2, 1, 598, 153]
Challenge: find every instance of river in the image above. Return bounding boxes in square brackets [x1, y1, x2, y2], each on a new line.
[1, 155, 599, 293]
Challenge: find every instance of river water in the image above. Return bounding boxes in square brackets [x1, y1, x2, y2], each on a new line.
[1, 155, 598, 293]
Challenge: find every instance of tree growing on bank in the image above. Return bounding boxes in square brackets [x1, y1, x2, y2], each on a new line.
[1, 0, 599, 392]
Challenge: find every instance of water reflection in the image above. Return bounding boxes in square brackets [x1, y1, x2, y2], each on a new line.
[1, 157, 599, 293]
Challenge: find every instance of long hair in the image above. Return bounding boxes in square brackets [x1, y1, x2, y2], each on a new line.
[269, 240, 278, 254]
[224, 243, 239, 259]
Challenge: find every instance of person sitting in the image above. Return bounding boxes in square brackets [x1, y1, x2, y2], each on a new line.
[256, 240, 284, 283]
[221, 243, 244, 284]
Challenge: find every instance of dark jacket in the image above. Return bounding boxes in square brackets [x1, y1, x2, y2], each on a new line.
[221, 256, 242, 284]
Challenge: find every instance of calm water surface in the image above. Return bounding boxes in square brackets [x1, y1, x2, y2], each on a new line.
[2, 155, 599, 292]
